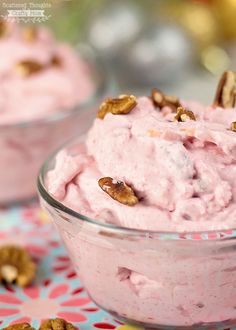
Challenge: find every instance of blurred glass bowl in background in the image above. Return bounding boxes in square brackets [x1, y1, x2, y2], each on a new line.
[0, 46, 114, 205]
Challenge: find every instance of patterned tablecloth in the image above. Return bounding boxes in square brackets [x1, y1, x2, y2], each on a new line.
[0, 204, 234, 330]
[0, 203, 136, 330]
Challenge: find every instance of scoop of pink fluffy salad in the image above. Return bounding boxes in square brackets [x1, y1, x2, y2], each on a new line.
[47, 90, 236, 232]
[0, 21, 94, 124]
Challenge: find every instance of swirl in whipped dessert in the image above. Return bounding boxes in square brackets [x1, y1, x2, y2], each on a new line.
[48, 71, 236, 232]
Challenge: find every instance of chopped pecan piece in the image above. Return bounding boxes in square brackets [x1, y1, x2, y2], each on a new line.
[213, 70, 236, 108]
[0, 19, 8, 38]
[151, 88, 181, 112]
[15, 60, 44, 76]
[39, 318, 77, 330]
[98, 177, 138, 206]
[147, 129, 160, 137]
[3, 323, 35, 330]
[22, 26, 37, 42]
[97, 95, 137, 119]
[0, 245, 36, 287]
[50, 55, 62, 67]
[175, 107, 196, 122]
[230, 121, 236, 132]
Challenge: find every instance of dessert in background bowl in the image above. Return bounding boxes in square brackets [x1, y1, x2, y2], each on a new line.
[38, 71, 236, 328]
[0, 20, 111, 205]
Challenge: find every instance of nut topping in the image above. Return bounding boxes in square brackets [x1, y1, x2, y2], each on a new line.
[151, 88, 181, 112]
[175, 107, 196, 122]
[230, 121, 236, 132]
[213, 70, 236, 108]
[39, 318, 77, 330]
[15, 60, 44, 77]
[0, 19, 8, 38]
[50, 55, 62, 67]
[147, 129, 160, 137]
[97, 95, 137, 119]
[0, 245, 36, 287]
[3, 323, 35, 330]
[22, 26, 37, 42]
[98, 177, 138, 206]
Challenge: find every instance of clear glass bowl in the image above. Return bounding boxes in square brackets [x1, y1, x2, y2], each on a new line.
[0, 47, 114, 205]
[38, 137, 236, 329]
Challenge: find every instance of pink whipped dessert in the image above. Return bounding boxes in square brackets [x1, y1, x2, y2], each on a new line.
[45, 71, 236, 327]
[0, 20, 94, 204]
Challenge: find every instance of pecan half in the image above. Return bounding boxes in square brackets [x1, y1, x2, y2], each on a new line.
[22, 26, 37, 42]
[39, 318, 77, 330]
[175, 107, 196, 122]
[97, 95, 137, 119]
[0, 245, 36, 287]
[151, 88, 181, 112]
[230, 121, 236, 132]
[98, 177, 138, 206]
[3, 323, 35, 330]
[213, 70, 236, 108]
[15, 60, 44, 77]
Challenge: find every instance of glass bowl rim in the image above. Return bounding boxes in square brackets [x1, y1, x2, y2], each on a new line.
[37, 135, 236, 241]
[0, 46, 112, 129]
